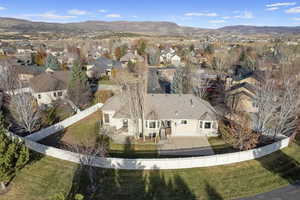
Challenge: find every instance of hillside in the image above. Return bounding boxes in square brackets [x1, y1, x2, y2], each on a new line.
[0, 17, 300, 36]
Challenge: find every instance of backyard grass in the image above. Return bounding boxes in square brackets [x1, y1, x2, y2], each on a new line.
[1, 134, 300, 200]
[40, 111, 159, 158]
[208, 136, 237, 154]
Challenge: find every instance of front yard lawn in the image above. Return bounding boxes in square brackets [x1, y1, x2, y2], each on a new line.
[2, 134, 300, 200]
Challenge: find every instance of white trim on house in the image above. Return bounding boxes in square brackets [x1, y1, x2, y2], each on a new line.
[33, 89, 67, 105]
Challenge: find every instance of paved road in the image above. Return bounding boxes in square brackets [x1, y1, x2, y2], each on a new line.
[238, 181, 300, 200]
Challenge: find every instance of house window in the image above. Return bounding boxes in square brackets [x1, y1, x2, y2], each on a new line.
[104, 114, 110, 123]
[204, 122, 212, 129]
[58, 91, 63, 97]
[149, 121, 156, 128]
[123, 119, 128, 128]
[157, 121, 160, 128]
[38, 94, 41, 99]
[181, 120, 187, 125]
[53, 92, 57, 97]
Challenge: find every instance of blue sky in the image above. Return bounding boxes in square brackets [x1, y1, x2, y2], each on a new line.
[0, 0, 300, 28]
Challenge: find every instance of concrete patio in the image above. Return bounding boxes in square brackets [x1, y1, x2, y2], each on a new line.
[158, 137, 215, 156]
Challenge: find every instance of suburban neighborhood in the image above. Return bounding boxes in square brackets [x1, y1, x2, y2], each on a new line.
[0, 1, 300, 200]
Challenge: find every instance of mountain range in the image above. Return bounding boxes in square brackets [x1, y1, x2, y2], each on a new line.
[0, 17, 300, 36]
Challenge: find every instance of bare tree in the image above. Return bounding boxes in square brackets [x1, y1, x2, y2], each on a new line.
[192, 76, 212, 100]
[253, 79, 278, 136]
[67, 139, 107, 200]
[253, 76, 300, 139]
[273, 78, 300, 138]
[114, 66, 147, 140]
[0, 60, 40, 134]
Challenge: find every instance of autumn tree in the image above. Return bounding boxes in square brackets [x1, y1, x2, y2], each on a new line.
[136, 39, 147, 56]
[220, 114, 259, 151]
[114, 47, 122, 61]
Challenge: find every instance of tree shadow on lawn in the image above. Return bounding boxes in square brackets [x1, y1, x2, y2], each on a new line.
[65, 138, 206, 200]
[256, 143, 300, 184]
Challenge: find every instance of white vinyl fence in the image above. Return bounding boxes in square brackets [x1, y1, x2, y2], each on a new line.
[25, 103, 103, 142]
[8, 131, 291, 170]
[6, 103, 292, 170]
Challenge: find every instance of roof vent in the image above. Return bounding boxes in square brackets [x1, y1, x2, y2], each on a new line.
[175, 111, 178, 116]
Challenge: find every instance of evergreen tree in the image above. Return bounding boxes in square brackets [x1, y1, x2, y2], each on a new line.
[0, 113, 30, 190]
[68, 61, 91, 108]
[45, 55, 60, 71]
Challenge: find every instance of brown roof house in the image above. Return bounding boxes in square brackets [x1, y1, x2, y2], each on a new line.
[225, 66, 264, 113]
[29, 71, 71, 105]
[101, 94, 219, 138]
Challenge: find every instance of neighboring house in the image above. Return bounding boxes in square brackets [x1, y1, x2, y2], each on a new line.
[226, 82, 258, 113]
[225, 66, 263, 113]
[120, 52, 144, 67]
[226, 65, 263, 89]
[86, 57, 122, 79]
[29, 71, 71, 105]
[102, 94, 219, 138]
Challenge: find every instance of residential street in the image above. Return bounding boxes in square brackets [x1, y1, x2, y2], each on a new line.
[238, 181, 300, 200]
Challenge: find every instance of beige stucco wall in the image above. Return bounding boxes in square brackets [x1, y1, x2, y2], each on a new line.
[33, 90, 67, 105]
[102, 110, 219, 137]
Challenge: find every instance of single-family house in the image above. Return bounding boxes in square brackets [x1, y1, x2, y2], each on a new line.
[101, 94, 219, 138]
[29, 71, 71, 105]
[225, 66, 264, 113]
[120, 52, 144, 67]
[86, 57, 122, 79]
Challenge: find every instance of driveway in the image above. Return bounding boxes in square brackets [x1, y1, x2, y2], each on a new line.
[158, 137, 215, 156]
[237, 181, 300, 200]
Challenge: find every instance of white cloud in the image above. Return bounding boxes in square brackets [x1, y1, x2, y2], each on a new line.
[286, 6, 300, 13]
[234, 11, 254, 19]
[105, 14, 121, 18]
[184, 12, 218, 17]
[292, 17, 300, 20]
[266, 2, 296, 7]
[209, 20, 226, 23]
[132, 15, 138, 18]
[25, 11, 76, 20]
[266, 7, 280, 11]
[98, 9, 107, 13]
[68, 9, 88, 15]
[222, 16, 231, 19]
[0, 7, 6, 10]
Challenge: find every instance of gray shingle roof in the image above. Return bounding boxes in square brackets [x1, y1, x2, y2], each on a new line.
[102, 94, 217, 120]
[29, 71, 71, 93]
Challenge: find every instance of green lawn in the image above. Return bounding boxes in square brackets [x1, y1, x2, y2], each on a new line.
[1, 135, 300, 200]
[40, 111, 159, 158]
[208, 136, 237, 154]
